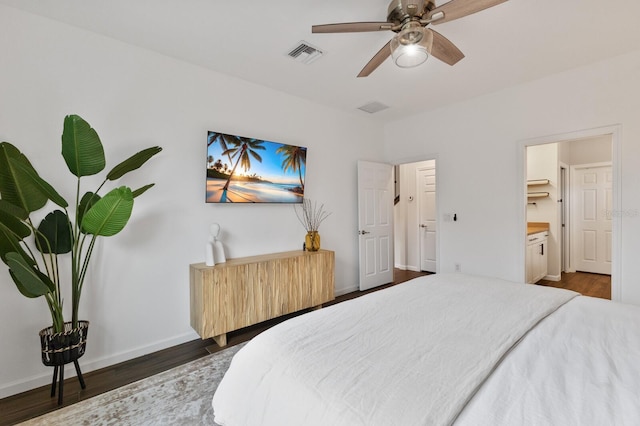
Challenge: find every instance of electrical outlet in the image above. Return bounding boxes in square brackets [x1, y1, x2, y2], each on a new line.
[454, 263, 461, 272]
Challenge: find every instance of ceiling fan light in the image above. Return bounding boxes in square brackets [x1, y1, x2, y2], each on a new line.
[390, 24, 429, 68]
[391, 39, 428, 68]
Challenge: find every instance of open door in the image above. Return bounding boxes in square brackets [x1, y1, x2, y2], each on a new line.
[357, 161, 394, 291]
[418, 165, 437, 272]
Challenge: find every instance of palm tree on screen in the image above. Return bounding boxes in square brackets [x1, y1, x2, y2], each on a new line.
[276, 144, 306, 191]
[208, 132, 241, 166]
[222, 138, 266, 190]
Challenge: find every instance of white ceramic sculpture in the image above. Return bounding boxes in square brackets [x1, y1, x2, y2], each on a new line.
[205, 240, 215, 266]
[205, 223, 226, 266]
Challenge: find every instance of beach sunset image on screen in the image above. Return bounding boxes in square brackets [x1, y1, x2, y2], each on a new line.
[206, 131, 307, 203]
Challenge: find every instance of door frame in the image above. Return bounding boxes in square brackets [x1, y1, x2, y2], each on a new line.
[559, 162, 570, 272]
[518, 125, 621, 301]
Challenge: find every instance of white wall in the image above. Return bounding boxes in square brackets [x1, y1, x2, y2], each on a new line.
[0, 5, 384, 397]
[560, 136, 612, 166]
[384, 48, 640, 304]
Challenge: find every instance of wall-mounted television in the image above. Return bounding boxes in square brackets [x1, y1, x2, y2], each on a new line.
[206, 131, 307, 203]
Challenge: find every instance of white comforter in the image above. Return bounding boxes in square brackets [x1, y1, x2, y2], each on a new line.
[456, 295, 640, 425]
[212, 274, 578, 426]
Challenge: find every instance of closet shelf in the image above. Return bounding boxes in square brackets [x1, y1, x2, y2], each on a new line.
[527, 192, 549, 198]
[527, 179, 550, 186]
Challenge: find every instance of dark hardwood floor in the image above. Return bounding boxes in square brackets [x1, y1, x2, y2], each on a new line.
[0, 268, 428, 425]
[537, 271, 611, 299]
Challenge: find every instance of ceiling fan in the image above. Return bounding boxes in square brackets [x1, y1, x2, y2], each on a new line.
[312, 0, 507, 77]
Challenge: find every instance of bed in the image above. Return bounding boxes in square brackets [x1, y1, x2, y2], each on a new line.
[212, 273, 640, 425]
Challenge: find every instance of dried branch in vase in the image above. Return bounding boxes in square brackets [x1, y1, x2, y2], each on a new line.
[294, 199, 331, 232]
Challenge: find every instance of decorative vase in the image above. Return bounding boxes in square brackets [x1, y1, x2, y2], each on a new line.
[39, 321, 89, 404]
[305, 231, 321, 251]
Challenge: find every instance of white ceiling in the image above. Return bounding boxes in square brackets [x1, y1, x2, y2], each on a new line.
[3, 0, 640, 123]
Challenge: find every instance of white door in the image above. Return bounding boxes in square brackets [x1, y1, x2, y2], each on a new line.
[417, 166, 436, 272]
[572, 164, 612, 274]
[358, 161, 394, 291]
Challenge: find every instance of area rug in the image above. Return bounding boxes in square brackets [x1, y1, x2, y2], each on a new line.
[19, 343, 246, 426]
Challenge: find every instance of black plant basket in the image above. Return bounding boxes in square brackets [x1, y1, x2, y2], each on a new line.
[39, 321, 89, 367]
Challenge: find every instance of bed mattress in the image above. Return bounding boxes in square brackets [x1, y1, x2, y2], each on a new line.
[212, 273, 637, 426]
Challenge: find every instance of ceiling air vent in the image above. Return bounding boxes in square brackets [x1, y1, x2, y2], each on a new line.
[287, 41, 324, 65]
[357, 101, 390, 114]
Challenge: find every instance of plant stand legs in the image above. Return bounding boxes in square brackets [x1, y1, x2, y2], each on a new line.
[74, 360, 86, 389]
[50, 365, 58, 398]
[57, 363, 64, 406]
[50, 361, 86, 405]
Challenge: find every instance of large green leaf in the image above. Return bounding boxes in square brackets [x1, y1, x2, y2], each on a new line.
[107, 146, 162, 180]
[0, 207, 30, 239]
[81, 186, 134, 237]
[0, 190, 34, 266]
[6, 252, 53, 298]
[0, 223, 35, 265]
[0, 199, 28, 220]
[0, 142, 48, 213]
[78, 191, 101, 233]
[9, 271, 40, 298]
[10, 158, 68, 208]
[61, 115, 105, 177]
[132, 183, 155, 198]
[36, 210, 72, 254]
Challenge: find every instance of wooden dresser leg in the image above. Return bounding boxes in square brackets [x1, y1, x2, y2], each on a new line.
[213, 333, 227, 347]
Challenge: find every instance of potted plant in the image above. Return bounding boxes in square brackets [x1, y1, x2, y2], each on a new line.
[0, 114, 161, 400]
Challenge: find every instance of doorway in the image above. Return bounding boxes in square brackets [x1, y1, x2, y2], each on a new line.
[524, 129, 618, 300]
[357, 159, 437, 291]
[394, 159, 438, 274]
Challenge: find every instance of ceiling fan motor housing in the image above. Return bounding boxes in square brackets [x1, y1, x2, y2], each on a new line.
[387, 0, 435, 26]
[396, 22, 426, 45]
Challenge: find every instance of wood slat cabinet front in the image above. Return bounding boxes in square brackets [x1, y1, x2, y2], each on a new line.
[190, 249, 335, 347]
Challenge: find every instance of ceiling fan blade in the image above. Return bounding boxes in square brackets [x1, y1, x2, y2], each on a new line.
[357, 40, 392, 77]
[312, 22, 395, 33]
[424, 29, 464, 65]
[427, 0, 507, 25]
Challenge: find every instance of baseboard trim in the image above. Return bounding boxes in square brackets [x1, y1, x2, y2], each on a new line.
[335, 285, 358, 297]
[0, 331, 198, 399]
[544, 274, 561, 282]
[394, 264, 420, 272]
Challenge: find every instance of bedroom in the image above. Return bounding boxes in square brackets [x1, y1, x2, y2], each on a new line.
[1, 0, 640, 423]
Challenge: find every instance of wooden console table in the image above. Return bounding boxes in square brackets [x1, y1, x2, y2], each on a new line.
[190, 249, 335, 347]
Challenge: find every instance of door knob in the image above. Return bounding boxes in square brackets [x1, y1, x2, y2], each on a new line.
[359, 230, 371, 235]
[420, 224, 428, 228]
